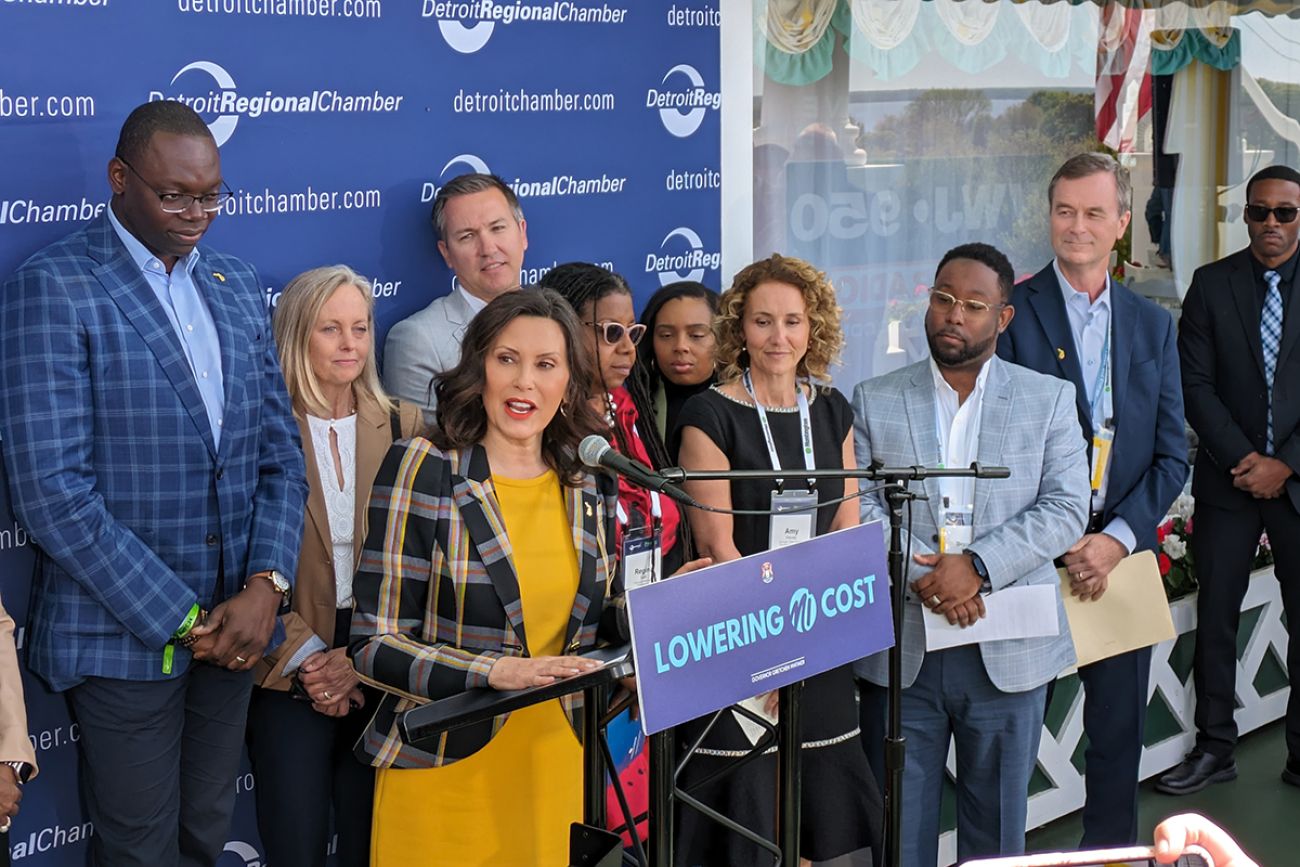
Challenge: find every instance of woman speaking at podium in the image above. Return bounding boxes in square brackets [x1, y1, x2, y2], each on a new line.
[675, 254, 882, 866]
[348, 289, 619, 866]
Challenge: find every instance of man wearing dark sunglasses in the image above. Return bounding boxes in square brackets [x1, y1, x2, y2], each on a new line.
[1166, 163, 1300, 797]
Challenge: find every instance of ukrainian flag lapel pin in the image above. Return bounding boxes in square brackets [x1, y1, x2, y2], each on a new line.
[212, 271, 226, 283]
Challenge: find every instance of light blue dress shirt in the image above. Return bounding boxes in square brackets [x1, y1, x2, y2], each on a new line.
[107, 204, 225, 448]
[1053, 259, 1135, 555]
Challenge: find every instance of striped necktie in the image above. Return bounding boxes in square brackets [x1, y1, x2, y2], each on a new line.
[1262, 269, 1283, 453]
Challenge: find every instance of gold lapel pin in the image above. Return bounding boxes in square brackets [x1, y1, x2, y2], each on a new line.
[585, 503, 593, 517]
[212, 271, 226, 283]
[1056, 347, 1066, 361]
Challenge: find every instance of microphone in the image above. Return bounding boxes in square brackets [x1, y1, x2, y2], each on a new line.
[579, 435, 695, 506]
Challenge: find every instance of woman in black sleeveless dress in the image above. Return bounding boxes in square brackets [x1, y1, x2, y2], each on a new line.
[675, 254, 882, 866]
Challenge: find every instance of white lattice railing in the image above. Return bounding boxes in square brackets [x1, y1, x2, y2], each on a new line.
[934, 567, 1290, 866]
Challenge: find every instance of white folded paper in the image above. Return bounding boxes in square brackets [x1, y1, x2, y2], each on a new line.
[922, 584, 1060, 651]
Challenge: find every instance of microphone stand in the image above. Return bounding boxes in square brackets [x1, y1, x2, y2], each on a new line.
[655, 462, 1009, 867]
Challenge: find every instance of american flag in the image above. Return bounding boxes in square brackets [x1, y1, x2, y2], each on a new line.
[1096, 2, 1154, 153]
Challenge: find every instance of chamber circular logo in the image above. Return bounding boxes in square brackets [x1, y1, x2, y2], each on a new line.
[648, 64, 720, 138]
[437, 17, 495, 53]
[441, 153, 492, 178]
[219, 841, 264, 867]
[170, 61, 239, 146]
[788, 587, 818, 634]
[645, 226, 720, 286]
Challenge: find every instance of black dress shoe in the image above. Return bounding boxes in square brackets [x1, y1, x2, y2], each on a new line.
[1284, 757, 1300, 787]
[1156, 748, 1238, 795]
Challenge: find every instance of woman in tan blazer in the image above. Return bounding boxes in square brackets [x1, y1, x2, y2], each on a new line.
[245, 265, 420, 867]
[1, 593, 37, 853]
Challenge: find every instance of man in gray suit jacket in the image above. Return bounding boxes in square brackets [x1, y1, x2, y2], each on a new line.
[382, 173, 528, 412]
[853, 243, 1089, 867]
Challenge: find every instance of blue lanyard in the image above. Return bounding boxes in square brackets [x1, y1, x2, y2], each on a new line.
[1089, 324, 1111, 430]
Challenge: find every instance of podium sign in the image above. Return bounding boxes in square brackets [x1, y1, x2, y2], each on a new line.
[626, 521, 895, 734]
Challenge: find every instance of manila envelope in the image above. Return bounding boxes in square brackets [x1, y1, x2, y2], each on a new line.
[1058, 550, 1176, 668]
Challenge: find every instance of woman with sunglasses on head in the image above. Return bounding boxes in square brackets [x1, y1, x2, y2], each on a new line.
[637, 281, 721, 457]
[673, 254, 881, 867]
[541, 263, 688, 575]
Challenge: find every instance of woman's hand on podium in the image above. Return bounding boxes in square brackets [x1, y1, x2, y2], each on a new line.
[487, 654, 605, 690]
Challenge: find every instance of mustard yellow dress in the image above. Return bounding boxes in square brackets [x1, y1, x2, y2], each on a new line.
[371, 470, 585, 866]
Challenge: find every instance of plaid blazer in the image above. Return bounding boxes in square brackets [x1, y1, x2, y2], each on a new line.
[0, 213, 307, 691]
[851, 356, 1090, 693]
[350, 440, 619, 769]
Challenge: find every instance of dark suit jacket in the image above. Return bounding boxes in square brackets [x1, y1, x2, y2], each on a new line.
[1179, 247, 1300, 513]
[349, 441, 619, 769]
[0, 213, 307, 690]
[998, 263, 1188, 553]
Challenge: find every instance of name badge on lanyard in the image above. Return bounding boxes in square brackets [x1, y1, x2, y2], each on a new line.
[1089, 326, 1116, 495]
[622, 528, 662, 590]
[743, 370, 819, 551]
[617, 485, 664, 590]
[939, 496, 974, 554]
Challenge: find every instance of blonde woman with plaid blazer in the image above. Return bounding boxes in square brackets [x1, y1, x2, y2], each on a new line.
[350, 289, 621, 866]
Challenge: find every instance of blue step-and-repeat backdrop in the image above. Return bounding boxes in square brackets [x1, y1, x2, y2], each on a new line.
[0, 2, 720, 863]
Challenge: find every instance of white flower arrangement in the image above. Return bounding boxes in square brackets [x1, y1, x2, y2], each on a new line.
[1161, 533, 1187, 560]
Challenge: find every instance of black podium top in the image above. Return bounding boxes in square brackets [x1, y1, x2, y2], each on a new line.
[398, 645, 633, 749]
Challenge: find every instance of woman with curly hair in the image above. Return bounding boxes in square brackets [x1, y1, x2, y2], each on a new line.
[674, 254, 882, 866]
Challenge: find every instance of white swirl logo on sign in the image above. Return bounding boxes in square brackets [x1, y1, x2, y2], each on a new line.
[421, 152, 493, 205]
[219, 841, 264, 867]
[160, 61, 240, 146]
[647, 63, 720, 138]
[645, 226, 720, 286]
[429, 5, 495, 53]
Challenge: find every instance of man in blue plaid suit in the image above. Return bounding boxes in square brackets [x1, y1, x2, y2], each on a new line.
[0, 102, 306, 866]
[853, 243, 1089, 867]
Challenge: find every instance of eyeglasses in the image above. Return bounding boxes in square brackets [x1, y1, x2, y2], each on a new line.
[1245, 204, 1299, 224]
[586, 321, 647, 346]
[117, 157, 235, 214]
[928, 289, 1004, 317]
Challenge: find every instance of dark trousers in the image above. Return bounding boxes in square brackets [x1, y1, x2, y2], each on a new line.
[245, 610, 374, 867]
[1077, 645, 1151, 846]
[2, 830, 9, 867]
[67, 663, 253, 867]
[1192, 499, 1300, 762]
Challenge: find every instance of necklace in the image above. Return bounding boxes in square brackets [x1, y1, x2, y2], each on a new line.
[604, 391, 618, 429]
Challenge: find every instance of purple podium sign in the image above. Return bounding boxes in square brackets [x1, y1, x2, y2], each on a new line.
[626, 521, 895, 735]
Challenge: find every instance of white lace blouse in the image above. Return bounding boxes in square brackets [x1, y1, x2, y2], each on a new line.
[306, 413, 357, 608]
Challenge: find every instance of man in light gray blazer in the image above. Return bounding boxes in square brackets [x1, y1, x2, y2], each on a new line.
[383, 173, 528, 413]
[853, 243, 1089, 867]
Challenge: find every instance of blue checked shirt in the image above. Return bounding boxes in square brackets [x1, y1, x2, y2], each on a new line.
[107, 204, 225, 448]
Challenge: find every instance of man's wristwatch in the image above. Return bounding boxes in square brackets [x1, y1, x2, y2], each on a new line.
[2, 760, 28, 784]
[968, 551, 992, 594]
[248, 570, 291, 605]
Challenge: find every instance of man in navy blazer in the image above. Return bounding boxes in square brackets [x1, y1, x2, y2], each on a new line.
[0, 102, 306, 866]
[997, 153, 1187, 846]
